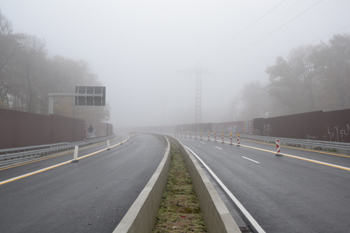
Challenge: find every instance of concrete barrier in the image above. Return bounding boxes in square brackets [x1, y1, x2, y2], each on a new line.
[168, 136, 241, 233]
[113, 134, 170, 233]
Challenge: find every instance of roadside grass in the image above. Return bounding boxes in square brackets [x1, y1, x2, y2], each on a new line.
[152, 142, 207, 232]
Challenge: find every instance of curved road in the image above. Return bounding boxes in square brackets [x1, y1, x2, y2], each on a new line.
[0, 134, 165, 233]
[179, 137, 350, 233]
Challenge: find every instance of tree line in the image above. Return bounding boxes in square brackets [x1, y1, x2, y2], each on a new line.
[0, 10, 109, 122]
[233, 33, 350, 121]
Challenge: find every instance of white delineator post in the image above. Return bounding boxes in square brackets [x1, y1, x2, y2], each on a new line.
[236, 133, 240, 146]
[71, 145, 79, 163]
[230, 133, 233, 145]
[107, 140, 110, 150]
[275, 139, 282, 156]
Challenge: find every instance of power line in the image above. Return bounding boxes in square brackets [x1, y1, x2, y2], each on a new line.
[252, 23, 350, 66]
[218, 0, 324, 62]
[201, 0, 287, 59]
[308, 24, 350, 44]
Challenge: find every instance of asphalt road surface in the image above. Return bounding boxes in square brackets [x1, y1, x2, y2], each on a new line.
[179, 137, 350, 233]
[0, 134, 165, 233]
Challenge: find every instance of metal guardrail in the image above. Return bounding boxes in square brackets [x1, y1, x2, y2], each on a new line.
[0, 142, 70, 155]
[0, 134, 116, 166]
[239, 134, 350, 155]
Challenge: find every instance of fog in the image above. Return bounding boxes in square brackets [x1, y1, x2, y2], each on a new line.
[1, 0, 350, 128]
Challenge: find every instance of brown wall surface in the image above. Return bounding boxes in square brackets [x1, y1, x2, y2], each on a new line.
[0, 108, 112, 149]
[50, 115, 85, 143]
[175, 121, 254, 134]
[253, 109, 350, 142]
[0, 108, 51, 149]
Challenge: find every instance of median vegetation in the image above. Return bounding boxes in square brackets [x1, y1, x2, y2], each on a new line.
[152, 142, 207, 232]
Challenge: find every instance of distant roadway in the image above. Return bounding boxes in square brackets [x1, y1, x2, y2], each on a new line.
[0, 134, 165, 233]
[179, 136, 350, 233]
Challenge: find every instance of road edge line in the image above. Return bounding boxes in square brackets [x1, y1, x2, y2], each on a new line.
[171, 136, 241, 233]
[185, 146, 266, 233]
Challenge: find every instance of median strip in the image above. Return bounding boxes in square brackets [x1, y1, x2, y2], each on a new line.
[152, 142, 207, 232]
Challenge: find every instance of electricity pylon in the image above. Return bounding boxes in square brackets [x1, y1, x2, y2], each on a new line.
[178, 62, 210, 124]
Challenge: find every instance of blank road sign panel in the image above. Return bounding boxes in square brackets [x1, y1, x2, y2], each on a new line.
[75, 86, 106, 106]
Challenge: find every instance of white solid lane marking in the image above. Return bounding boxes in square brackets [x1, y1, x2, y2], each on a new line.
[242, 156, 260, 163]
[200, 142, 205, 144]
[215, 146, 222, 150]
[185, 146, 265, 233]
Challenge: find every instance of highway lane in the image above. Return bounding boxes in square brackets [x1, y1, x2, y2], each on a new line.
[179, 137, 350, 233]
[0, 134, 129, 181]
[0, 134, 165, 233]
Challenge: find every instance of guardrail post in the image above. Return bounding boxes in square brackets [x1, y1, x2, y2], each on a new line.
[71, 145, 79, 163]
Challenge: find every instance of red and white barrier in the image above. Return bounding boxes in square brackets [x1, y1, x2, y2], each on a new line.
[214, 132, 217, 142]
[275, 139, 282, 156]
[230, 133, 233, 145]
[236, 133, 240, 146]
[221, 132, 224, 143]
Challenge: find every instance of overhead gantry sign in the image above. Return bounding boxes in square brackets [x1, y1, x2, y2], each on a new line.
[48, 86, 106, 114]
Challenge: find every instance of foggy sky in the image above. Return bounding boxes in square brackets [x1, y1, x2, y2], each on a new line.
[1, 0, 350, 127]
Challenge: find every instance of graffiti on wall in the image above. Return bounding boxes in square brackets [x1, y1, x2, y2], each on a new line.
[263, 124, 273, 136]
[212, 125, 240, 134]
[306, 135, 318, 140]
[211, 121, 253, 134]
[324, 124, 349, 142]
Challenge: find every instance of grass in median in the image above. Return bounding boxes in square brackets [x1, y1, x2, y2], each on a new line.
[152, 142, 207, 232]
